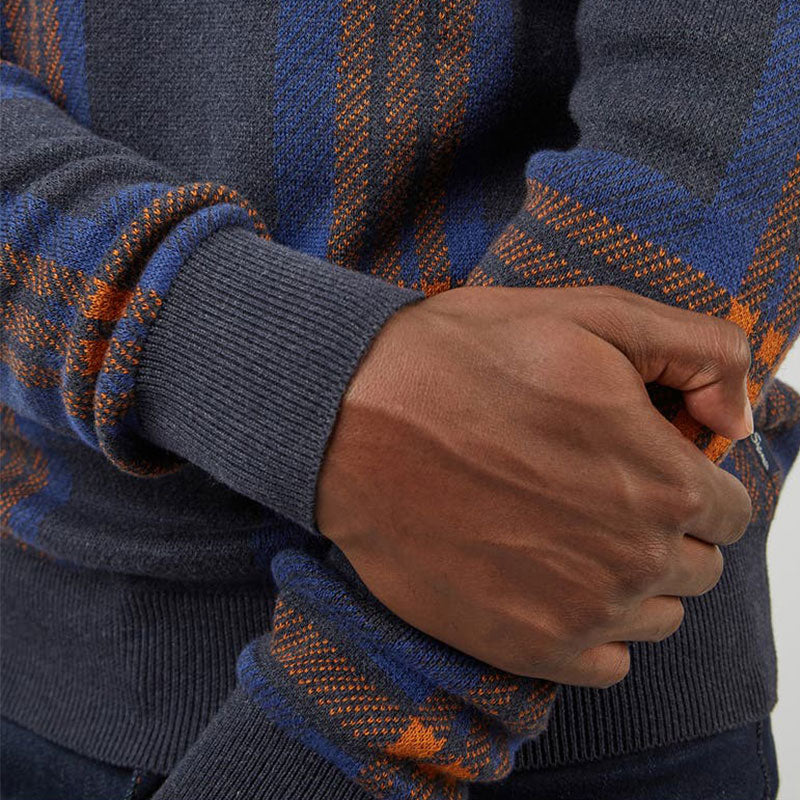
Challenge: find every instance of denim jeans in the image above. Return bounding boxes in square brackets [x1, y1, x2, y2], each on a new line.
[0, 718, 163, 800]
[1, 716, 778, 800]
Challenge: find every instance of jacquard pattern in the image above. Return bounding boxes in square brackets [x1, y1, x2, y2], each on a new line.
[1, 166, 269, 477]
[370, 0, 423, 285]
[2, 0, 800, 797]
[327, 0, 376, 269]
[465, 0, 800, 471]
[469, 163, 800, 466]
[239, 551, 555, 800]
[412, 0, 476, 296]
[1, 0, 64, 106]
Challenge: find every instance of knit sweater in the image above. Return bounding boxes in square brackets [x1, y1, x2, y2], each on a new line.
[1, 1, 799, 799]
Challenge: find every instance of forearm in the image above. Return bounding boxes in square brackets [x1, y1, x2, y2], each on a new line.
[2, 58, 549, 800]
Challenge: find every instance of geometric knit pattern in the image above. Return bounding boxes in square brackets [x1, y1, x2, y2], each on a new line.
[0, 37, 269, 470]
[468, 0, 800, 466]
[1, 1, 799, 798]
[239, 552, 555, 800]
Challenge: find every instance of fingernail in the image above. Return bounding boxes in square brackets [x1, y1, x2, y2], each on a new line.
[744, 401, 754, 437]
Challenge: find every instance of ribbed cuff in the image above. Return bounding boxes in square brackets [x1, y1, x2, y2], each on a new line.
[153, 688, 371, 800]
[136, 228, 422, 529]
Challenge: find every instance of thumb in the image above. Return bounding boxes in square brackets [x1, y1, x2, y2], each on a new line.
[582, 290, 754, 441]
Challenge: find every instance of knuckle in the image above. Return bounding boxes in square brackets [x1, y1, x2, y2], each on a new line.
[725, 324, 753, 374]
[553, 598, 608, 643]
[730, 483, 753, 540]
[691, 319, 750, 381]
[716, 475, 753, 544]
[627, 539, 672, 590]
[707, 318, 751, 375]
[587, 598, 619, 628]
[671, 474, 708, 527]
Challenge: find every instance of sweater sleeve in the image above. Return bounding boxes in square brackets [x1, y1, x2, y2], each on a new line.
[465, 0, 800, 466]
[0, 58, 419, 528]
[152, 3, 800, 800]
[1, 53, 555, 800]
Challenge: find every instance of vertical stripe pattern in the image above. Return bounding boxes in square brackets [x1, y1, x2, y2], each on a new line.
[327, 0, 376, 269]
[273, 0, 340, 257]
[414, 0, 477, 296]
[371, 0, 423, 285]
[2, 0, 65, 106]
[2, 0, 89, 123]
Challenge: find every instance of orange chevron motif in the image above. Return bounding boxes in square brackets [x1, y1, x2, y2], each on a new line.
[485, 224, 593, 288]
[327, 0, 376, 269]
[371, 0, 423, 285]
[413, 0, 477, 296]
[736, 154, 800, 310]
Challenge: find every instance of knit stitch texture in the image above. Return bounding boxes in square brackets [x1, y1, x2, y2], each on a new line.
[1, 1, 799, 798]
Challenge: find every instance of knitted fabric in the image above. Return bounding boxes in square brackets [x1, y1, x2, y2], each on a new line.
[1, 1, 799, 798]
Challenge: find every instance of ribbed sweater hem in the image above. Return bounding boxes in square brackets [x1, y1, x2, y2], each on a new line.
[0, 524, 779, 778]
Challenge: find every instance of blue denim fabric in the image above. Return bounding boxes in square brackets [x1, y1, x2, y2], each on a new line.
[0, 719, 163, 800]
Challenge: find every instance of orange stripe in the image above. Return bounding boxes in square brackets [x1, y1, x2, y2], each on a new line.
[40, 0, 64, 106]
[514, 164, 800, 463]
[60, 183, 264, 424]
[414, 0, 477, 296]
[327, 0, 376, 269]
[734, 153, 800, 395]
[26, 0, 39, 76]
[2, 1, 27, 70]
[736, 153, 800, 310]
[490, 223, 591, 287]
[773, 251, 800, 334]
[2, 0, 65, 106]
[371, 0, 423, 285]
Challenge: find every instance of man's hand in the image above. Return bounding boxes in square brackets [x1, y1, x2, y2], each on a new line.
[317, 286, 753, 688]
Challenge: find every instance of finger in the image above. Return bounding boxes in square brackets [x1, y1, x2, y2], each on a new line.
[546, 642, 631, 689]
[654, 537, 724, 597]
[610, 596, 686, 643]
[639, 401, 753, 545]
[684, 460, 753, 546]
[580, 289, 754, 440]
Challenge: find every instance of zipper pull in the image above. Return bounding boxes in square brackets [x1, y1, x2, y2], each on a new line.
[749, 431, 771, 473]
